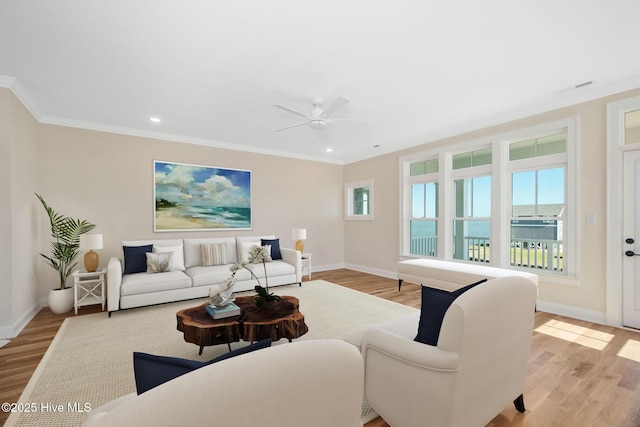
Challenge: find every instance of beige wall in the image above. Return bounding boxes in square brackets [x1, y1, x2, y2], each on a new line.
[5, 85, 640, 335]
[0, 89, 40, 338]
[345, 87, 640, 321]
[35, 125, 345, 299]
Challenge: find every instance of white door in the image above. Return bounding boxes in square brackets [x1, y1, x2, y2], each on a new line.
[622, 149, 640, 328]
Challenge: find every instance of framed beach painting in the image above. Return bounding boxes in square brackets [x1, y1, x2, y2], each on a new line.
[154, 161, 252, 231]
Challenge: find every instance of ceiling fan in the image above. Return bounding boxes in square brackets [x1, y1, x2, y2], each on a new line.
[272, 96, 364, 132]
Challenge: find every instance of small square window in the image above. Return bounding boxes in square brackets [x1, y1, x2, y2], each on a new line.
[346, 179, 373, 220]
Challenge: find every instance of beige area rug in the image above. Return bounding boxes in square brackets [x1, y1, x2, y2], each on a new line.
[6, 280, 417, 427]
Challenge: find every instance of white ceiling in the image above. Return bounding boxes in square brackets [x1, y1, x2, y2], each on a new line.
[1, 1, 639, 164]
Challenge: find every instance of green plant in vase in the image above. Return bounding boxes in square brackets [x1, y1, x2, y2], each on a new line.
[36, 193, 96, 289]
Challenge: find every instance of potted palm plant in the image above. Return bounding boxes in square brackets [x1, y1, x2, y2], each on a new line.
[36, 193, 96, 314]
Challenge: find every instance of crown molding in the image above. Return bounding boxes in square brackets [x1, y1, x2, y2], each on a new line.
[1, 74, 343, 165]
[0, 74, 43, 120]
[40, 114, 345, 165]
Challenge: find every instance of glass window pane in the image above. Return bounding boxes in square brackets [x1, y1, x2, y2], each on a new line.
[510, 220, 563, 271]
[425, 182, 438, 218]
[410, 161, 426, 176]
[537, 133, 566, 156]
[537, 167, 564, 216]
[425, 159, 439, 174]
[410, 220, 438, 256]
[512, 171, 536, 216]
[353, 187, 369, 215]
[472, 148, 492, 166]
[452, 152, 472, 170]
[452, 220, 490, 262]
[455, 176, 491, 217]
[411, 184, 425, 217]
[510, 139, 536, 161]
[625, 109, 640, 145]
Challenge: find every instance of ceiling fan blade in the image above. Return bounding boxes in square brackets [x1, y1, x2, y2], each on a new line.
[273, 122, 308, 132]
[322, 96, 350, 117]
[273, 104, 308, 119]
[328, 118, 368, 123]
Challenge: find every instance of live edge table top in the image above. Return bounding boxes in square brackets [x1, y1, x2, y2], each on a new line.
[176, 295, 308, 353]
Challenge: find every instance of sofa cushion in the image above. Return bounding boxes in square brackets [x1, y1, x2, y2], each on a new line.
[133, 339, 272, 394]
[414, 279, 487, 346]
[261, 238, 282, 260]
[184, 238, 236, 268]
[152, 245, 185, 271]
[186, 265, 251, 287]
[146, 252, 173, 273]
[123, 245, 153, 274]
[121, 271, 191, 296]
[243, 260, 295, 278]
[200, 243, 228, 266]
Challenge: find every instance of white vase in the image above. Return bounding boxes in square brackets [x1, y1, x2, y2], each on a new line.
[48, 287, 74, 314]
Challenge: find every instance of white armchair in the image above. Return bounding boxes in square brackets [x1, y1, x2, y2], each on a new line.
[83, 340, 364, 427]
[361, 276, 537, 427]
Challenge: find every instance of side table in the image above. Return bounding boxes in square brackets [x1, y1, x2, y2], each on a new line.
[72, 268, 106, 315]
[301, 253, 312, 280]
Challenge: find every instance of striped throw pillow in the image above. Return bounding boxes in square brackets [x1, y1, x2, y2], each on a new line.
[201, 243, 227, 266]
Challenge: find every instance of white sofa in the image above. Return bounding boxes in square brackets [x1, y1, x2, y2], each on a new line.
[83, 340, 365, 427]
[107, 235, 301, 315]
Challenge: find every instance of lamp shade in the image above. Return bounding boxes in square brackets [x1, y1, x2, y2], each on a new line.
[292, 229, 307, 240]
[80, 234, 103, 251]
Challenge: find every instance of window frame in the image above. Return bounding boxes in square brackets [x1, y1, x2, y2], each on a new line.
[399, 118, 577, 279]
[345, 179, 374, 221]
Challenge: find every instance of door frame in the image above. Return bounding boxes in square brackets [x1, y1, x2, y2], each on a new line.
[606, 95, 640, 326]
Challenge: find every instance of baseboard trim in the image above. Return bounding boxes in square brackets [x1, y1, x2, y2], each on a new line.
[0, 301, 42, 339]
[536, 300, 607, 325]
[343, 264, 397, 280]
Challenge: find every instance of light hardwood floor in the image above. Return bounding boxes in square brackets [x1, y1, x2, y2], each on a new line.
[2, 269, 640, 426]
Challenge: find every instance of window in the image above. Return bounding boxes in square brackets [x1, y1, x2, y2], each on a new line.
[345, 179, 373, 220]
[508, 131, 567, 272]
[408, 159, 438, 256]
[452, 148, 492, 263]
[400, 119, 575, 277]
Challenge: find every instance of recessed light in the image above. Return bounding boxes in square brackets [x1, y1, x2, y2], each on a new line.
[326, 148, 333, 153]
[149, 117, 162, 123]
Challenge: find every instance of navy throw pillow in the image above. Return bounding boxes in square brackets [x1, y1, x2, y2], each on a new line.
[133, 338, 272, 394]
[261, 238, 282, 260]
[414, 279, 488, 346]
[123, 245, 153, 275]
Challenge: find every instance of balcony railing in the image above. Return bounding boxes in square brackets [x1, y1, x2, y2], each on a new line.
[410, 236, 438, 257]
[509, 239, 563, 271]
[410, 236, 564, 271]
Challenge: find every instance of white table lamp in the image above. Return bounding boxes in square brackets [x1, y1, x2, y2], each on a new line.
[80, 234, 103, 272]
[292, 228, 307, 253]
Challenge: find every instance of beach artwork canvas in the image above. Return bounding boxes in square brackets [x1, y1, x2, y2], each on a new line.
[154, 161, 252, 231]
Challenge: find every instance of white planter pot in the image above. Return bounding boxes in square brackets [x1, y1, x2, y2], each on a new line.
[48, 287, 74, 314]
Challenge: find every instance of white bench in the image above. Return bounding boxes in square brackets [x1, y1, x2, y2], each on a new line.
[397, 259, 538, 291]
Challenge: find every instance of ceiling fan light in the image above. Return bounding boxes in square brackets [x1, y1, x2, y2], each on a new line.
[309, 119, 326, 130]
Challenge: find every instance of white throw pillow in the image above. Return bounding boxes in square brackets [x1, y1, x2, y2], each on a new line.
[201, 243, 227, 266]
[238, 241, 261, 263]
[146, 252, 173, 273]
[153, 245, 185, 271]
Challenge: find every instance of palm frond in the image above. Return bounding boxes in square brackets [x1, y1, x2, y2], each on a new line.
[36, 193, 96, 289]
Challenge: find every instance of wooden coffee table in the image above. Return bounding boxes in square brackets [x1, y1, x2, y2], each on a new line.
[176, 295, 308, 355]
[176, 304, 241, 355]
